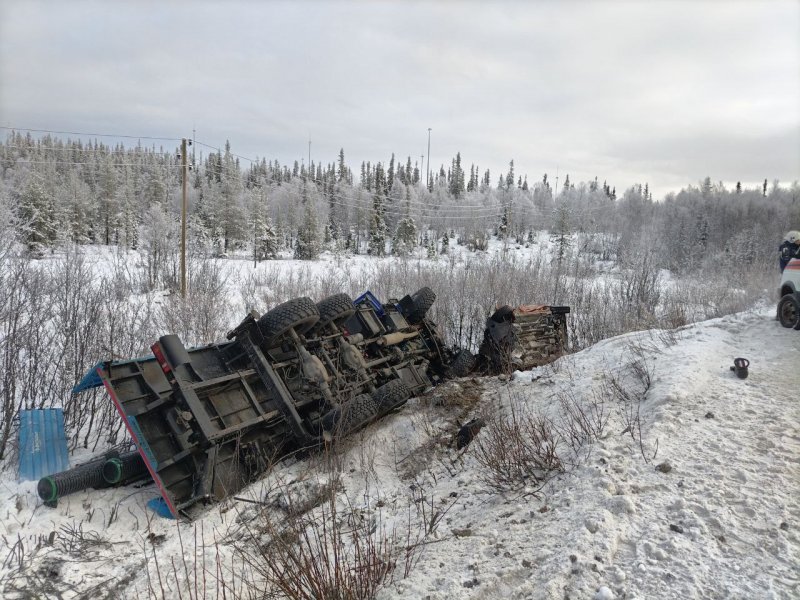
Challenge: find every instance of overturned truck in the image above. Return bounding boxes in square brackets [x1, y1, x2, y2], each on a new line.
[71, 288, 458, 518]
[61, 290, 569, 518]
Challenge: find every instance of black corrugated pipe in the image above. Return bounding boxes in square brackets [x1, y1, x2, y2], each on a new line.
[102, 451, 148, 484]
[37, 450, 119, 505]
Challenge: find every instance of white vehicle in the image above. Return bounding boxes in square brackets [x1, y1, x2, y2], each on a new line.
[778, 257, 800, 329]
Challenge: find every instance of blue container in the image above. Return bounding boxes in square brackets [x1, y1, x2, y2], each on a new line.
[18, 409, 70, 481]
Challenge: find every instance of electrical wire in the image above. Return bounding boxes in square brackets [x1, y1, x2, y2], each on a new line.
[6, 158, 183, 168]
[1, 126, 181, 142]
[265, 179, 614, 221]
[1, 144, 176, 157]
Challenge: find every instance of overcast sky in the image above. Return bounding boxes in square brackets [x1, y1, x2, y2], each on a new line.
[1, 0, 798, 198]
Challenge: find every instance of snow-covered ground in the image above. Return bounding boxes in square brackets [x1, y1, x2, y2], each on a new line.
[0, 306, 797, 599]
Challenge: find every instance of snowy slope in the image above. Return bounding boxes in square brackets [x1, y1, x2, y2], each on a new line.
[378, 307, 799, 600]
[0, 307, 797, 599]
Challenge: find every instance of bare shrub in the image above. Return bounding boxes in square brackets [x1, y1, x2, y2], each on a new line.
[472, 396, 563, 492]
[603, 343, 657, 462]
[154, 258, 234, 347]
[232, 482, 401, 600]
[554, 389, 610, 461]
[410, 481, 458, 538]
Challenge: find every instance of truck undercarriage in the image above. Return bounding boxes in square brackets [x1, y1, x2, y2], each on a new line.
[46, 290, 569, 519]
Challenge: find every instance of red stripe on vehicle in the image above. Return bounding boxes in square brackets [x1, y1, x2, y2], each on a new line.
[98, 367, 179, 519]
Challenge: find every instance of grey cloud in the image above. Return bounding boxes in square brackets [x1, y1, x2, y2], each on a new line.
[0, 0, 797, 198]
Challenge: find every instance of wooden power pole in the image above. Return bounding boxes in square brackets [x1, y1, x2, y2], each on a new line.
[180, 138, 188, 298]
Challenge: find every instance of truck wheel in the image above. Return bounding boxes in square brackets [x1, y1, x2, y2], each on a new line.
[777, 293, 800, 330]
[373, 379, 412, 412]
[315, 293, 356, 330]
[406, 286, 436, 324]
[448, 349, 476, 378]
[258, 297, 319, 342]
[323, 393, 380, 438]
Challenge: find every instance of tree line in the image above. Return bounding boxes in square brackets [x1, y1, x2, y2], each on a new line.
[1, 131, 798, 280]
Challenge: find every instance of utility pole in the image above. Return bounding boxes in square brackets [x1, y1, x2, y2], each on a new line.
[554, 166, 559, 198]
[308, 137, 311, 178]
[180, 138, 188, 298]
[420, 154, 424, 186]
[426, 128, 432, 191]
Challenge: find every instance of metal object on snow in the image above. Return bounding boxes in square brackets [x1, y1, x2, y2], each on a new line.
[730, 357, 750, 379]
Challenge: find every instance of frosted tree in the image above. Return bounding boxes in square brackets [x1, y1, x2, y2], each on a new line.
[0, 182, 19, 260]
[98, 154, 119, 244]
[449, 152, 465, 198]
[295, 182, 321, 260]
[505, 160, 515, 191]
[551, 202, 572, 286]
[219, 141, 247, 252]
[57, 170, 93, 244]
[116, 182, 138, 249]
[16, 175, 54, 254]
[257, 216, 278, 260]
[139, 203, 175, 290]
[426, 235, 437, 258]
[392, 185, 416, 255]
[440, 231, 449, 254]
[387, 154, 395, 192]
[337, 149, 347, 183]
[393, 217, 416, 256]
[368, 184, 387, 255]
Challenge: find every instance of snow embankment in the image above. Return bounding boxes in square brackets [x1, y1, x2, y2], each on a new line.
[0, 307, 797, 599]
[379, 307, 799, 599]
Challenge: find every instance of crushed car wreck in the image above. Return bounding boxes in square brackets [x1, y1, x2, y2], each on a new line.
[49, 290, 569, 519]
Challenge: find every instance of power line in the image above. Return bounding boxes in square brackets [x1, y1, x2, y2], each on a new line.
[322, 196, 510, 221]
[1, 144, 176, 157]
[7, 158, 183, 168]
[1, 126, 181, 142]
[301, 174, 614, 217]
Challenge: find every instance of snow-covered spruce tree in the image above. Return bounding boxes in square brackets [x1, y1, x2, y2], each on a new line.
[368, 187, 387, 256]
[426, 236, 437, 258]
[295, 182, 321, 260]
[220, 141, 247, 253]
[551, 200, 572, 264]
[16, 175, 55, 255]
[440, 232, 449, 254]
[56, 170, 93, 245]
[257, 216, 279, 260]
[392, 184, 417, 255]
[0, 182, 19, 260]
[449, 152, 466, 198]
[551, 200, 572, 302]
[498, 201, 510, 240]
[393, 217, 417, 256]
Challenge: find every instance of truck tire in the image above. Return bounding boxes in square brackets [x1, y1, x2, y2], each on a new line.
[258, 297, 320, 342]
[448, 349, 476, 378]
[777, 293, 800, 330]
[406, 286, 436, 324]
[322, 393, 380, 438]
[373, 379, 412, 412]
[315, 293, 356, 330]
